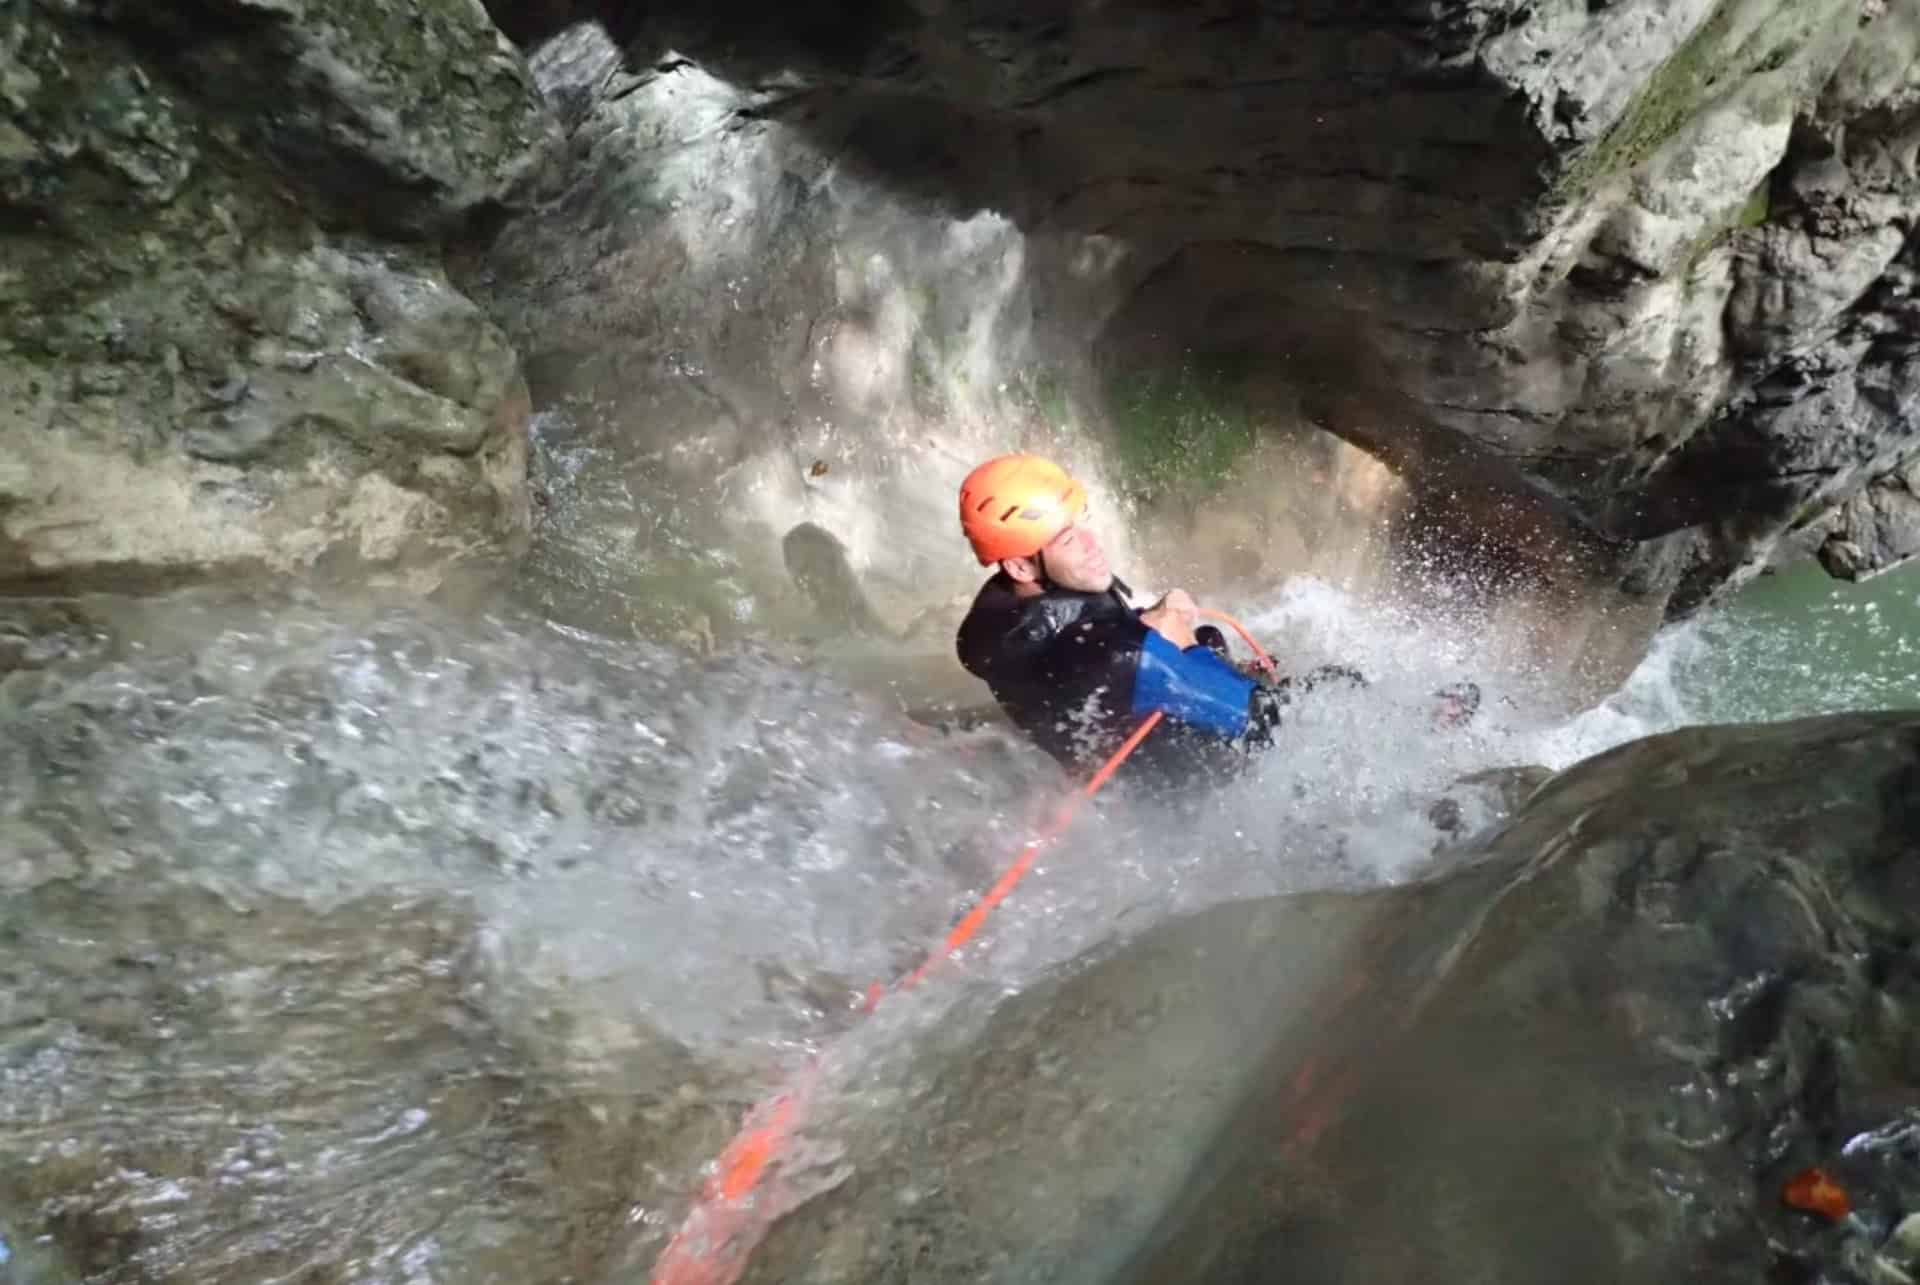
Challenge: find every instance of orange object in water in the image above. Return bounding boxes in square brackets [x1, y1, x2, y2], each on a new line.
[1782, 1167, 1851, 1220]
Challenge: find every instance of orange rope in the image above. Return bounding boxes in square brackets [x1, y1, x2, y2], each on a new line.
[650, 607, 1274, 1285]
[649, 712, 1165, 1285]
[1199, 607, 1276, 672]
[898, 709, 1163, 992]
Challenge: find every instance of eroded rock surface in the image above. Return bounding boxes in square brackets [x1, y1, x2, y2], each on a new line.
[1817, 454, 1920, 581]
[1630, 0, 1920, 609]
[0, 1, 560, 593]
[471, 0, 1920, 641]
[1127, 713, 1920, 1285]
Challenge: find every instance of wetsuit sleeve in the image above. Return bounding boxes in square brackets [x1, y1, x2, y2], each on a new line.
[1129, 630, 1256, 738]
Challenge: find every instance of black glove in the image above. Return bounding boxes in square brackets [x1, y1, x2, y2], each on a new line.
[1246, 684, 1285, 751]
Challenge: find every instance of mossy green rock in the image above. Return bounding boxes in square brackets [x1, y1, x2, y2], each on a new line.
[0, 0, 559, 593]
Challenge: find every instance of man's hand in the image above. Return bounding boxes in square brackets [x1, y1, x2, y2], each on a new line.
[1431, 680, 1481, 729]
[1246, 684, 1285, 750]
[1140, 588, 1200, 649]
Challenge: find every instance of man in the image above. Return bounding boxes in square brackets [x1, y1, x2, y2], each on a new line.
[952, 453, 1479, 792]
[953, 454, 1346, 792]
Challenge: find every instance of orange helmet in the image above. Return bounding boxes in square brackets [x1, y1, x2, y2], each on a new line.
[958, 453, 1089, 565]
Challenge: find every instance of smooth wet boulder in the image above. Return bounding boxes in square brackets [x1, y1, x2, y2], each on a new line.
[624, 711, 1920, 1285]
[1129, 712, 1920, 1285]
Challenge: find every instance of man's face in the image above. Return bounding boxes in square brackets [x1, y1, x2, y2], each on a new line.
[1011, 520, 1112, 593]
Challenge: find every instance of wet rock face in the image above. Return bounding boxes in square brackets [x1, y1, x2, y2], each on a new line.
[1816, 454, 1920, 581]
[1630, 1, 1920, 610]
[0, 1, 560, 594]
[13, 0, 559, 238]
[625, 712, 1920, 1285]
[475, 0, 1920, 625]
[1118, 712, 1920, 1285]
[1, 0, 1913, 622]
[457, 22, 1098, 650]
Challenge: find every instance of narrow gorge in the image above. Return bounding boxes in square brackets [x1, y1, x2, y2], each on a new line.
[2, 2, 1917, 1282]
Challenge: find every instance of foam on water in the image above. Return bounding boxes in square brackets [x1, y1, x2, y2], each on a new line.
[860, 572, 1709, 991]
[8, 559, 1890, 1280]
[0, 571, 1722, 1073]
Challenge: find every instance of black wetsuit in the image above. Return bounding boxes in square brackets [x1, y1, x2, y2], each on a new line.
[955, 573, 1279, 793]
[956, 571, 1484, 797]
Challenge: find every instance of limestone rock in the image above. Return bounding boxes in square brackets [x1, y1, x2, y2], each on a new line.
[32, 0, 563, 236]
[0, 0, 557, 593]
[472, 0, 1920, 638]
[0, 243, 532, 592]
[1592, 0, 1920, 608]
[1818, 455, 1920, 580]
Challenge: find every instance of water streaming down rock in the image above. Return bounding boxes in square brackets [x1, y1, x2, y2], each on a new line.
[0, 571, 1682, 1284]
[8, 0, 1920, 1279]
[0, 547, 1870, 1285]
[0, 588, 1056, 1283]
[3, 557, 1920, 1275]
[714, 712, 1920, 1285]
